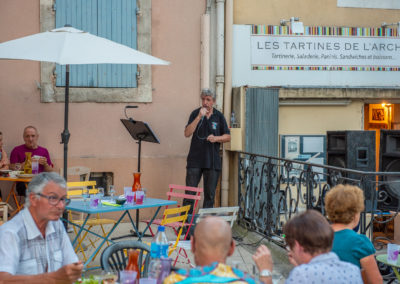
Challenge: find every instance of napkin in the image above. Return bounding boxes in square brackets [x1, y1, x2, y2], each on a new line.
[101, 200, 122, 207]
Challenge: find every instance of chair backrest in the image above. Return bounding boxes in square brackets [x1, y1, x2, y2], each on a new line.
[0, 202, 8, 225]
[60, 166, 91, 181]
[161, 205, 191, 254]
[167, 184, 203, 233]
[67, 181, 97, 198]
[101, 240, 151, 277]
[196, 206, 239, 227]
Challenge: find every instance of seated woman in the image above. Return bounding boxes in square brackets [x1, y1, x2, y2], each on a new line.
[325, 184, 382, 284]
[0, 131, 9, 170]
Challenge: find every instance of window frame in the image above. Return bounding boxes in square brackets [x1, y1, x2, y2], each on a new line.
[39, 0, 152, 103]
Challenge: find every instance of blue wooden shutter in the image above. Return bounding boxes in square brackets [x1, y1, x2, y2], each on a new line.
[55, 0, 137, 88]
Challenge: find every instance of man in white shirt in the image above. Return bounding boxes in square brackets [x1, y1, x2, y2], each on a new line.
[0, 172, 83, 283]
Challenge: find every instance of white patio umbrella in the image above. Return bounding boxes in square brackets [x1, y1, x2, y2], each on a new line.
[0, 26, 169, 180]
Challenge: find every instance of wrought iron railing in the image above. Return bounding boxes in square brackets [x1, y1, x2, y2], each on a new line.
[237, 151, 400, 250]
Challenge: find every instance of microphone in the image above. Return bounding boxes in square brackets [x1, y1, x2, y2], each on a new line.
[125, 105, 138, 109]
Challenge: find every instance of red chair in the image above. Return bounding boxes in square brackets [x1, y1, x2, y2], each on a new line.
[143, 184, 203, 238]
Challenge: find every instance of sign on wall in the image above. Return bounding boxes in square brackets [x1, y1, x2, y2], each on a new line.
[232, 25, 400, 87]
[251, 26, 400, 71]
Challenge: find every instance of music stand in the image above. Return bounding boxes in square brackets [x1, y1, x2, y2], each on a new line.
[113, 119, 160, 240]
[121, 119, 160, 172]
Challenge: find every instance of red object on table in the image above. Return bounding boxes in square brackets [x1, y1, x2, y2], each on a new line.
[132, 172, 141, 192]
[126, 249, 140, 280]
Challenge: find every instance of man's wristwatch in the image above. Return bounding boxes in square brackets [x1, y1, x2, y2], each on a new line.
[259, 269, 272, 277]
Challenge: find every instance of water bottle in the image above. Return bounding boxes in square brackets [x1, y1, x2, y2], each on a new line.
[149, 226, 169, 281]
[230, 112, 236, 128]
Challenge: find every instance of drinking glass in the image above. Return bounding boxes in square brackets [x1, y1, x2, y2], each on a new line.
[119, 270, 137, 284]
[98, 187, 105, 198]
[14, 163, 21, 171]
[109, 185, 116, 199]
[82, 187, 90, 206]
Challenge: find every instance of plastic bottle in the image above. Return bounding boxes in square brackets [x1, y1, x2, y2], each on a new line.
[149, 226, 169, 281]
[230, 112, 236, 128]
[125, 249, 140, 282]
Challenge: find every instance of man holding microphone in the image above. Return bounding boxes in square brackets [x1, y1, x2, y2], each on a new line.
[183, 89, 231, 210]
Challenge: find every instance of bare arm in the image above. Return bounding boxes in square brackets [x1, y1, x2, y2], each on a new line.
[360, 254, 382, 284]
[0, 150, 9, 170]
[252, 245, 273, 284]
[184, 108, 207, 138]
[0, 262, 83, 284]
[206, 134, 231, 143]
[184, 115, 202, 138]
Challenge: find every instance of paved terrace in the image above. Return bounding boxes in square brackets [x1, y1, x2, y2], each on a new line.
[77, 221, 395, 283]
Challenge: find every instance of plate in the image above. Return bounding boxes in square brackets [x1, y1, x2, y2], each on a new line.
[0, 170, 12, 173]
[17, 174, 34, 178]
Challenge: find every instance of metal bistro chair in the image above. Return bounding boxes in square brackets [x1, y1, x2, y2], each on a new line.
[172, 206, 240, 266]
[143, 184, 203, 237]
[0, 202, 8, 225]
[101, 240, 151, 277]
[161, 205, 191, 257]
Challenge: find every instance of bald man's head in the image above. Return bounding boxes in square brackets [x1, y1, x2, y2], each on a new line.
[191, 216, 235, 266]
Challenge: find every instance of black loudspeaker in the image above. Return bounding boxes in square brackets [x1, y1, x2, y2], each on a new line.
[327, 131, 376, 211]
[378, 130, 400, 211]
[327, 131, 376, 172]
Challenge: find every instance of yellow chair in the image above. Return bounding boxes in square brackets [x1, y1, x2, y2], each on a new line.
[67, 181, 116, 264]
[0, 202, 8, 225]
[159, 205, 191, 256]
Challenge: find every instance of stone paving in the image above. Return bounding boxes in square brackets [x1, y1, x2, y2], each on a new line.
[73, 221, 394, 283]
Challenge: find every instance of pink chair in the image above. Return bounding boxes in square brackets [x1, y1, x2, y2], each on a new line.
[143, 184, 203, 239]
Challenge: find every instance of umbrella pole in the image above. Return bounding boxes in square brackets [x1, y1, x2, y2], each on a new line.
[61, 64, 70, 181]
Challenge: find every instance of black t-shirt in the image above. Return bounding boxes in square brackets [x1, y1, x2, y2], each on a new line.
[186, 107, 230, 170]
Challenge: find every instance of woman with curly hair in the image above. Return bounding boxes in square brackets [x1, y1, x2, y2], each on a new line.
[325, 184, 382, 284]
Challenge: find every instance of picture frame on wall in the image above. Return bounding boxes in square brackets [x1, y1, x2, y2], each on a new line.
[369, 104, 388, 124]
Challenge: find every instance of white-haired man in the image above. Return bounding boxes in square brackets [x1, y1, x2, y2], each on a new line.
[0, 172, 82, 283]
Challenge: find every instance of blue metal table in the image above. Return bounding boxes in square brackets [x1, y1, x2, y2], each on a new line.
[64, 198, 177, 269]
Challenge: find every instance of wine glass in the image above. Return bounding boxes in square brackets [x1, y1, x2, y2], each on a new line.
[109, 185, 116, 200]
[82, 187, 90, 206]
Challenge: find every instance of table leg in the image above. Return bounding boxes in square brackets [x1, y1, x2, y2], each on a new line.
[83, 211, 127, 267]
[392, 265, 400, 280]
[5, 182, 22, 213]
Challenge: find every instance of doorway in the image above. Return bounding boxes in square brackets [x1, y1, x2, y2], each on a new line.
[364, 103, 400, 171]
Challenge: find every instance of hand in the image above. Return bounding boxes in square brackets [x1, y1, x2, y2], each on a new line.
[252, 245, 273, 272]
[199, 107, 208, 118]
[52, 261, 83, 283]
[207, 135, 218, 143]
[38, 157, 47, 166]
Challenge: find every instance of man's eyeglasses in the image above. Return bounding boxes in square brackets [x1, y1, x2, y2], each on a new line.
[36, 193, 71, 206]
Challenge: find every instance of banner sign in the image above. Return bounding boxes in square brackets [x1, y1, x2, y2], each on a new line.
[251, 25, 400, 71]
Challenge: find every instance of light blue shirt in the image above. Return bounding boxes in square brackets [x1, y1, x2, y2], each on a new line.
[0, 208, 78, 275]
[285, 252, 363, 284]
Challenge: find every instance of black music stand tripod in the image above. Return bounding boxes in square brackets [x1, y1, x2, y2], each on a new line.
[112, 118, 160, 240]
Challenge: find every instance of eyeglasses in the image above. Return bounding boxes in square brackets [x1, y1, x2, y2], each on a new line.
[36, 193, 71, 206]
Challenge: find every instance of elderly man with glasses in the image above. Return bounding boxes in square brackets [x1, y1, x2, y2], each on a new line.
[0, 172, 83, 283]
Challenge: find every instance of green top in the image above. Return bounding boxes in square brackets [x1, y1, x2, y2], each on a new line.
[332, 229, 375, 268]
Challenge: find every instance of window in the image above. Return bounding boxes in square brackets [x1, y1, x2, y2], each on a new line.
[40, 0, 152, 103]
[55, 0, 137, 88]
